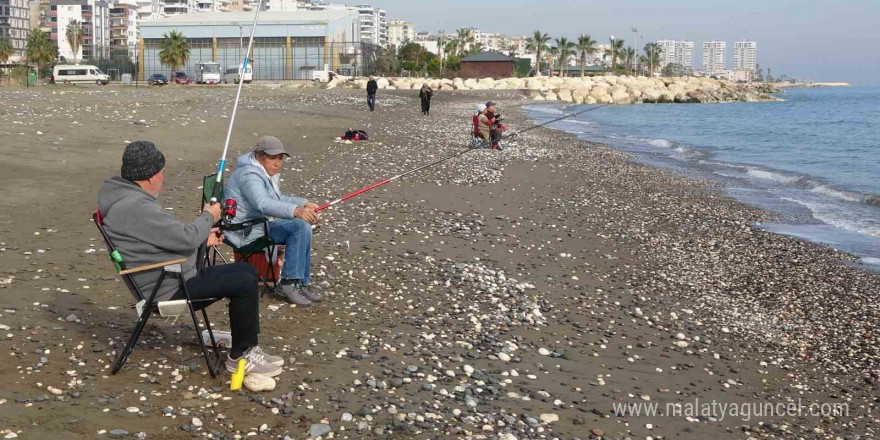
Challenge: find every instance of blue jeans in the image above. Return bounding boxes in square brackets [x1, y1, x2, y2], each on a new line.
[267, 219, 312, 285]
[367, 92, 376, 111]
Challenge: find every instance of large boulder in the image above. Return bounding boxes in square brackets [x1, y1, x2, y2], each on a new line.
[642, 89, 663, 103]
[585, 96, 598, 104]
[543, 91, 559, 101]
[526, 78, 542, 90]
[376, 78, 390, 89]
[325, 78, 340, 89]
[611, 89, 632, 104]
[558, 89, 573, 102]
[463, 78, 479, 89]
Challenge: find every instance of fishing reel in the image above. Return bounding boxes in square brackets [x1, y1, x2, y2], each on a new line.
[221, 198, 238, 224]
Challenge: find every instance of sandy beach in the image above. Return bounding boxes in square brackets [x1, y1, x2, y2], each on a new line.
[0, 84, 876, 439]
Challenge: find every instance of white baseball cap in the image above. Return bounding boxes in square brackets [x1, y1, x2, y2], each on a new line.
[476, 103, 487, 113]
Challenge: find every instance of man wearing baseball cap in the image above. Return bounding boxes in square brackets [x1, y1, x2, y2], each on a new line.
[224, 136, 322, 306]
[97, 141, 284, 377]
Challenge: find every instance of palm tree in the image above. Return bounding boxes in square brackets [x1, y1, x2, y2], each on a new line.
[0, 38, 13, 63]
[525, 30, 551, 76]
[576, 34, 596, 77]
[467, 42, 485, 56]
[606, 37, 625, 70]
[554, 37, 575, 77]
[444, 39, 460, 60]
[641, 42, 661, 76]
[455, 28, 473, 56]
[65, 19, 84, 64]
[26, 29, 57, 81]
[158, 30, 189, 79]
[624, 47, 636, 74]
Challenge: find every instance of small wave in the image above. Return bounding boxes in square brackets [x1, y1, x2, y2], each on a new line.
[746, 168, 803, 184]
[648, 139, 673, 148]
[810, 185, 863, 203]
[674, 146, 689, 153]
[781, 197, 880, 237]
[862, 257, 880, 266]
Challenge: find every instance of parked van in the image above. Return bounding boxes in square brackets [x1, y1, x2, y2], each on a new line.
[224, 64, 253, 84]
[194, 62, 222, 84]
[52, 64, 110, 85]
[311, 70, 349, 82]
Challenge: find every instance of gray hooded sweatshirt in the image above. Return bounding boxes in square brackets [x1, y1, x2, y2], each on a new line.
[97, 176, 214, 301]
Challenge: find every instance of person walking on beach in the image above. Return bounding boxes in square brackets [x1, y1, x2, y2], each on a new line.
[366, 76, 378, 112]
[419, 83, 433, 115]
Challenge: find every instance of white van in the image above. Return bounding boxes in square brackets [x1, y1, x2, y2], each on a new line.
[224, 64, 253, 84]
[53, 64, 110, 85]
[311, 70, 349, 82]
[194, 62, 222, 84]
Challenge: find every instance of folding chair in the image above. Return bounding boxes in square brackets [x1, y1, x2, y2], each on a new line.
[202, 174, 282, 291]
[93, 210, 223, 377]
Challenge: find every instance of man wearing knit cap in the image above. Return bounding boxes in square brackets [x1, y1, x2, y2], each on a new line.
[225, 135, 321, 306]
[97, 140, 284, 377]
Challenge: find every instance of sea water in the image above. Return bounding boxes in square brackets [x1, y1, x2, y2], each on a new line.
[526, 87, 880, 269]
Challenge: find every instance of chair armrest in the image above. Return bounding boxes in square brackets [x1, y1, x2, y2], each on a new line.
[222, 217, 269, 232]
[119, 258, 187, 275]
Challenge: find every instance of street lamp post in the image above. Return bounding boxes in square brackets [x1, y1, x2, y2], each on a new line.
[238, 24, 243, 61]
[632, 28, 638, 76]
[610, 35, 615, 73]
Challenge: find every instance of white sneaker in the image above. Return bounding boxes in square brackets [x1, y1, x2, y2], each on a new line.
[251, 346, 284, 366]
[225, 346, 282, 377]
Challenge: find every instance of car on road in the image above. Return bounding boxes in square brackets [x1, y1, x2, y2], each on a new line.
[149, 74, 168, 85]
[174, 72, 190, 85]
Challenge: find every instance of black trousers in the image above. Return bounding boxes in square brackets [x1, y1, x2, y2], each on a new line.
[421, 99, 430, 114]
[173, 263, 259, 357]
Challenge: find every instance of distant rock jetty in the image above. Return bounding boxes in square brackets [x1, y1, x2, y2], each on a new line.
[773, 81, 851, 88]
[327, 75, 783, 104]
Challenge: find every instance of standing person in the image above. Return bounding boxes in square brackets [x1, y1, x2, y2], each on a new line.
[224, 136, 322, 307]
[366, 75, 378, 112]
[97, 141, 283, 377]
[419, 83, 433, 115]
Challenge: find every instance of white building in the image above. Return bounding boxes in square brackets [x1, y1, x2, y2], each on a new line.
[51, 0, 110, 62]
[355, 4, 384, 46]
[1, 0, 30, 57]
[135, 0, 165, 21]
[161, 0, 192, 15]
[387, 19, 412, 46]
[656, 39, 694, 72]
[702, 40, 726, 76]
[733, 40, 756, 71]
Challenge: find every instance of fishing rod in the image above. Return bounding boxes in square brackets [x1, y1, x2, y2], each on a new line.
[504, 103, 608, 139]
[316, 147, 475, 213]
[209, 0, 266, 204]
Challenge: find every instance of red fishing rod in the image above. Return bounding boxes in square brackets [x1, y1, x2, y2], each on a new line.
[315, 147, 475, 212]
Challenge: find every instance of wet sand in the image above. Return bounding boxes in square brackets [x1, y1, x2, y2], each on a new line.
[0, 84, 876, 439]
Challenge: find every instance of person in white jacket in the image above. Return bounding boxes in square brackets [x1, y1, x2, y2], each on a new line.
[224, 136, 321, 306]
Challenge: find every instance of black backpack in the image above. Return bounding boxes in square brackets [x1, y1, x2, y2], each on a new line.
[343, 129, 369, 141]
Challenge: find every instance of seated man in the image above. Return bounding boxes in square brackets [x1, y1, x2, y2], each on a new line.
[97, 141, 283, 376]
[473, 103, 487, 141]
[479, 101, 504, 149]
[225, 136, 322, 307]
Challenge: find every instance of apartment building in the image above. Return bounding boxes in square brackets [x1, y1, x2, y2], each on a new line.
[51, 0, 110, 62]
[1, 0, 30, 56]
[657, 39, 694, 71]
[702, 40, 726, 76]
[387, 18, 412, 46]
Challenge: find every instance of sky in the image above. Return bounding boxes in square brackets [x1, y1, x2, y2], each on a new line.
[369, 0, 880, 86]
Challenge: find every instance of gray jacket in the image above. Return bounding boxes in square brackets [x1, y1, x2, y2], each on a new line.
[97, 176, 214, 301]
[224, 152, 308, 248]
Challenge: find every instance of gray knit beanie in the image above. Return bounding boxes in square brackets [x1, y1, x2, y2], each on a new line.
[121, 141, 166, 181]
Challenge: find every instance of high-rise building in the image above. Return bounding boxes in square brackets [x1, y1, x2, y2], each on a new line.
[162, 0, 193, 15]
[1, 0, 30, 56]
[51, 0, 110, 62]
[733, 40, 756, 71]
[656, 39, 694, 72]
[109, 1, 137, 57]
[387, 19, 412, 46]
[355, 4, 385, 46]
[702, 40, 726, 76]
[135, 0, 165, 21]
